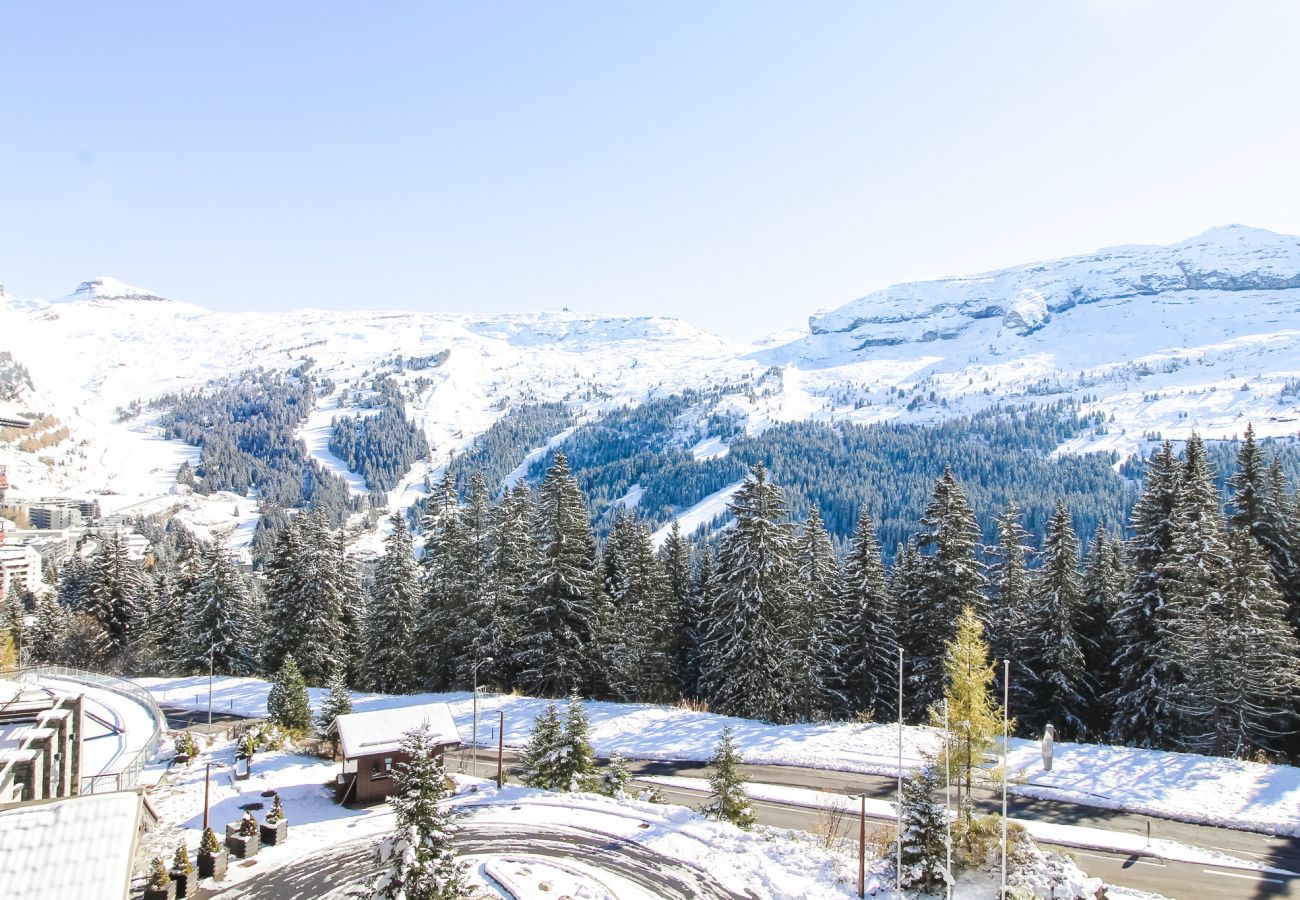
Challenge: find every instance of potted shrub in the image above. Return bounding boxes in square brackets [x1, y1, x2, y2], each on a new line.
[172, 731, 199, 766]
[197, 827, 227, 881]
[260, 792, 289, 846]
[228, 811, 260, 859]
[143, 856, 176, 900]
[169, 840, 193, 898]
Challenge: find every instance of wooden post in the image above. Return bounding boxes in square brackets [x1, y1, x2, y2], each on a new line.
[496, 710, 505, 789]
[203, 762, 211, 830]
[858, 794, 866, 898]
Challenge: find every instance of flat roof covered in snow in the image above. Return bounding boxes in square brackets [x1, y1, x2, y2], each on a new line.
[328, 702, 461, 759]
[0, 791, 143, 900]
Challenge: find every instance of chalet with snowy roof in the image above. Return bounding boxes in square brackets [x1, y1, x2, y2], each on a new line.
[326, 703, 461, 804]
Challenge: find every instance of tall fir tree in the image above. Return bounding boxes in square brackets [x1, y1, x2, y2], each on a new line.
[1079, 526, 1125, 737]
[181, 543, 258, 676]
[516, 451, 603, 698]
[825, 509, 896, 721]
[1228, 424, 1299, 631]
[682, 543, 714, 700]
[699, 464, 798, 723]
[262, 516, 309, 676]
[660, 521, 696, 696]
[415, 472, 463, 690]
[449, 471, 497, 689]
[83, 532, 148, 668]
[1024, 500, 1089, 739]
[905, 470, 986, 719]
[266, 655, 312, 732]
[609, 517, 677, 702]
[519, 702, 566, 790]
[986, 504, 1035, 717]
[788, 506, 839, 721]
[364, 514, 421, 693]
[1110, 442, 1181, 747]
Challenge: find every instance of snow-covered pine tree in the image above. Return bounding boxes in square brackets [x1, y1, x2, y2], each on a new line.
[293, 511, 350, 684]
[262, 516, 308, 676]
[986, 504, 1034, 714]
[56, 553, 93, 611]
[558, 696, 597, 792]
[788, 505, 839, 721]
[516, 451, 602, 698]
[933, 605, 1003, 816]
[907, 470, 986, 718]
[83, 531, 148, 668]
[889, 543, 924, 720]
[485, 483, 537, 691]
[364, 513, 420, 693]
[682, 543, 715, 700]
[450, 472, 507, 691]
[600, 751, 633, 799]
[699, 463, 798, 723]
[180, 542, 258, 676]
[894, 765, 949, 892]
[703, 725, 754, 829]
[1228, 424, 1299, 628]
[266, 655, 313, 732]
[1208, 526, 1300, 756]
[1110, 442, 1180, 747]
[611, 517, 677, 702]
[660, 521, 695, 694]
[416, 472, 465, 690]
[316, 670, 354, 734]
[519, 701, 565, 790]
[27, 590, 67, 664]
[825, 509, 897, 722]
[1079, 526, 1125, 737]
[1160, 434, 1231, 751]
[1024, 500, 1089, 739]
[369, 725, 471, 900]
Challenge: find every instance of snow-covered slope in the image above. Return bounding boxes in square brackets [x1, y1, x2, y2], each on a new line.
[3, 224, 1300, 546]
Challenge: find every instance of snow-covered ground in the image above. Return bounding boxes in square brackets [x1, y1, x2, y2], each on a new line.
[137, 676, 1300, 837]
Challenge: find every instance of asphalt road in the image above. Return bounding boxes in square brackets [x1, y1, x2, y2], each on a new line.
[209, 822, 752, 900]
[455, 747, 1300, 900]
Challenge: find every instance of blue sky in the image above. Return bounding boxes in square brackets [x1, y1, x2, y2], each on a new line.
[2, 1, 1298, 339]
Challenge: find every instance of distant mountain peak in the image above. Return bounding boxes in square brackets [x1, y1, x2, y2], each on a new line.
[65, 276, 167, 304]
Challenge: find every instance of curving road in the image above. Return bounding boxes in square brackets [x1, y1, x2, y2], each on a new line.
[212, 821, 752, 900]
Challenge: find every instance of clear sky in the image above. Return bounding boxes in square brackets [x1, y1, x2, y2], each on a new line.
[2, 1, 1298, 340]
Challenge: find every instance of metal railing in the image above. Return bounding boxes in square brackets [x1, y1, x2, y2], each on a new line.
[12, 665, 169, 793]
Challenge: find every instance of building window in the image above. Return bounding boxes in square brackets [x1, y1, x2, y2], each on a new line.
[371, 756, 393, 780]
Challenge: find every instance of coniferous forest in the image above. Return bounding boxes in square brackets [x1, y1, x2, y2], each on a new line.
[9, 422, 1300, 763]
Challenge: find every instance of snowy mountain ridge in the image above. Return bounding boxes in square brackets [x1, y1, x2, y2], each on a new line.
[2, 224, 1299, 550]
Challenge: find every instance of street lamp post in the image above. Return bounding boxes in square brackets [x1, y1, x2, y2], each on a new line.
[471, 656, 495, 778]
[207, 645, 215, 734]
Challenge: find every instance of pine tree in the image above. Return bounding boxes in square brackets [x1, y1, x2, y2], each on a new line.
[661, 521, 695, 693]
[516, 451, 602, 698]
[1079, 527, 1124, 737]
[364, 514, 420, 693]
[1024, 500, 1089, 739]
[894, 766, 949, 892]
[316, 670, 354, 734]
[487, 483, 537, 691]
[700, 464, 798, 723]
[703, 725, 754, 829]
[933, 605, 1003, 816]
[266, 655, 312, 732]
[986, 505, 1034, 715]
[262, 516, 308, 675]
[825, 510, 899, 722]
[788, 506, 839, 721]
[600, 751, 633, 799]
[558, 696, 597, 792]
[1160, 434, 1231, 750]
[28, 590, 67, 664]
[296, 512, 350, 684]
[519, 702, 566, 790]
[451, 472, 513, 691]
[610, 518, 676, 702]
[181, 543, 258, 676]
[906, 470, 986, 718]
[416, 472, 465, 690]
[1228, 425, 1299, 629]
[682, 543, 714, 700]
[83, 532, 147, 668]
[1110, 442, 1181, 747]
[369, 725, 471, 900]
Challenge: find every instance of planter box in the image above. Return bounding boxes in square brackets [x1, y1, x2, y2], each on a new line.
[228, 832, 260, 859]
[170, 870, 191, 898]
[197, 850, 227, 882]
[143, 883, 176, 900]
[260, 819, 288, 846]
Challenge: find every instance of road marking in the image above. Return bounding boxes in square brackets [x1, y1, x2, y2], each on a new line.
[1202, 869, 1287, 885]
[1074, 851, 1165, 868]
[1209, 845, 1268, 860]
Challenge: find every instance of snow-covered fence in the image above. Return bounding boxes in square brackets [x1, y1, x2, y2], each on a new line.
[20, 665, 169, 793]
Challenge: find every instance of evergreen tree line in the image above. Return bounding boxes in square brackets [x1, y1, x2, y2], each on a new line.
[328, 376, 431, 492]
[15, 426, 1300, 763]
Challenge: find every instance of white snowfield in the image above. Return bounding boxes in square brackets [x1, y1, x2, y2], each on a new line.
[4, 224, 1300, 552]
[137, 675, 1300, 837]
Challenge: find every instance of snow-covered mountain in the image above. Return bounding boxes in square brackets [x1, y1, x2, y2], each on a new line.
[2, 225, 1299, 547]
